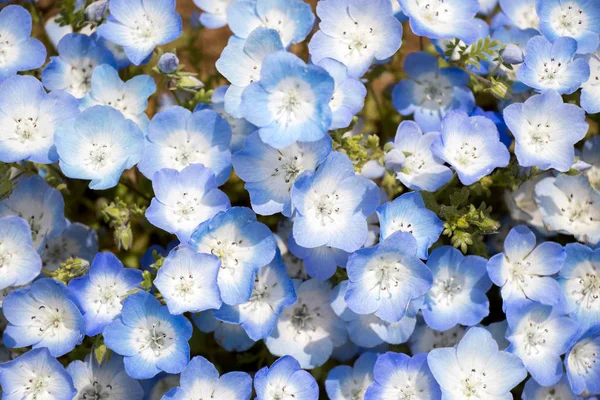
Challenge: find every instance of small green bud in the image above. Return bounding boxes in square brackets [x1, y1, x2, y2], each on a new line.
[115, 223, 133, 251]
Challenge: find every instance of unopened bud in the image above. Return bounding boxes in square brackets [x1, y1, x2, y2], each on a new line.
[158, 53, 179, 74]
[85, 0, 108, 22]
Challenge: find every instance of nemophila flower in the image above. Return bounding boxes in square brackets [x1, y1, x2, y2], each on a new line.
[345, 232, 433, 323]
[503, 90, 588, 172]
[504, 172, 552, 235]
[145, 164, 230, 243]
[227, 0, 314, 48]
[290, 152, 379, 253]
[0, 5, 46, 82]
[42, 33, 116, 98]
[287, 234, 349, 280]
[399, 0, 479, 43]
[522, 375, 579, 400]
[55, 105, 145, 190]
[384, 121, 453, 192]
[391, 52, 474, 133]
[144, 373, 181, 400]
[68, 252, 143, 336]
[138, 107, 232, 185]
[534, 174, 600, 245]
[216, 27, 284, 118]
[581, 54, 600, 114]
[517, 35, 590, 94]
[85, 0, 109, 22]
[479, 0, 499, 16]
[164, 356, 252, 400]
[240, 51, 334, 149]
[583, 136, 600, 190]
[499, 0, 539, 30]
[364, 352, 441, 400]
[3, 278, 85, 357]
[192, 311, 256, 352]
[194, 0, 234, 29]
[189, 207, 276, 305]
[565, 327, 600, 395]
[409, 323, 466, 354]
[0, 347, 76, 400]
[266, 279, 347, 369]
[80, 64, 156, 131]
[232, 132, 331, 217]
[487, 225, 565, 308]
[537, 0, 600, 54]
[154, 245, 222, 315]
[97, 0, 182, 65]
[102, 291, 193, 379]
[0, 75, 79, 164]
[428, 327, 527, 399]
[41, 221, 98, 272]
[0, 175, 66, 252]
[214, 250, 296, 341]
[67, 354, 144, 400]
[0, 216, 42, 291]
[326, 352, 377, 400]
[431, 111, 510, 185]
[377, 191, 444, 260]
[506, 301, 580, 386]
[422, 246, 491, 331]
[255, 355, 319, 400]
[559, 243, 600, 333]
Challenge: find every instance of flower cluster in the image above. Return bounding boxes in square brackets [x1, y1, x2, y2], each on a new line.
[1, 0, 600, 399]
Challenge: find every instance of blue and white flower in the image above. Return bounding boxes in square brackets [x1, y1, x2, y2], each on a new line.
[194, 0, 234, 29]
[191, 311, 256, 352]
[326, 352, 377, 400]
[581, 53, 600, 114]
[0, 216, 42, 291]
[409, 323, 466, 354]
[287, 234, 349, 281]
[41, 221, 98, 272]
[255, 355, 319, 400]
[499, 0, 539, 30]
[583, 135, 600, 190]
[522, 375, 579, 400]
[565, 327, 600, 395]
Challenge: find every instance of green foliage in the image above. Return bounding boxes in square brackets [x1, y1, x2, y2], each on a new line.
[331, 122, 384, 171]
[99, 198, 145, 251]
[45, 257, 90, 284]
[446, 36, 503, 70]
[55, 0, 95, 31]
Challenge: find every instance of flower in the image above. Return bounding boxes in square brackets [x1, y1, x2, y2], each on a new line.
[191, 311, 256, 352]
[565, 327, 600, 395]
[309, 0, 403, 78]
[391, 51, 475, 132]
[157, 52, 179, 74]
[287, 234, 349, 280]
[3, 278, 85, 357]
[145, 164, 230, 243]
[408, 323, 466, 354]
[0, 216, 42, 291]
[68, 252, 143, 336]
[431, 111, 510, 185]
[102, 291, 193, 379]
[583, 135, 600, 190]
[522, 375, 579, 400]
[97, 0, 182, 65]
[503, 90, 588, 172]
[193, 0, 234, 29]
[580, 53, 600, 114]
[326, 352, 377, 400]
[55, 105, 145, 190]
[499, 0, 539, 30]
[255, 356, 319, 400]
[41, 222, 98, 272]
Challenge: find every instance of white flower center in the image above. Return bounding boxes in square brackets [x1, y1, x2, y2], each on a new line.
[430, 276, 462, 305]
[515, 4, 539, 29]
[414, 0, 451, 23]
[537, 57, 567, 85]
[265, 383, 297, 400]
[574, 272, 600, 309]
[270, 78, 314, 127]
[13, 116, 43, 144]
[527, 121, 553, 150]
[79, 380, 114, 400]
[134, 14, 157, 41]
[559, 192, 595, 224]
[461, 368, 489, 398]
[390, 380, 421, 400]
[210, 237, 243, 270]
[69, 59, 96, 97]
[273, 153, 302, 188]
[135, 320, 174, 357]
[30, 304, 66, 337]
[85, 142, 114, 171]
[169, 138, 207, 169]
[369, 255, 405, 295]
[430, 327, 463, 349]
[22, 374, 51, 399]
[415, 79, 453, 110]
[569, 341, 598, 375]
[341, 16, 375, 56]
[402, 151, 427, 175]
[454, 142, 480, 166]
[313, 193, 341, 226]
[522, 320, 550, 355]
[174, 192, 202, 222]
[551, 3, 587, 36]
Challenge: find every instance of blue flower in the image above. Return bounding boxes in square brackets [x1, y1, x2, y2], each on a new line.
[499, 0, 539, 30]
[0, 75, 78, 164]
[479, 0, 499, 16]
[67, 354, 144, 400]
[266, 279, 347, 369]
[504, 90, 588, 172]
[0, 5, 46, 82]
[431, 111, 510, 185]
[581, 54, 600, 114]
[559, 243, 600, 333]
[68, 252, 143, 336]
[428, 326, 527, 399]
[102, 291, 193, 379]
[232, 132, 331, 217]
[189, 207, 276, 305]
[227, 0, 314, 48]
[42, 33, 116, 98]
[255, 356, 319, 400]
[326, 352, 377, 400]
[157, 52, 179, 74]
[145, 164, 230, 243]
[240, 51, 334, 149]
[213, 250, 296, 341]
[97, 0, 182, 65]
[291, 152, 379, 253]
[55, 105, 145, 190]
[583, 135, 600, 190]
[138, 107, 232, 185]
[422, 246, 491, 331]
[0, 216, 42, 290]
[506, 301, 580, 386]
[193, 0, 234, 29]
[377, 191, 444, 260]
[80, 64, 156, 131]
[345, 232, 433, 323]
[565, 327, 600, 395]
[191, 311, 256, 352]
[309, 0, 402, 78]
[538, 0, 600, 54]
[41, 222, 98, 272]
[400, 0, 479, 43]
[408, 323, 466, 354]
[3, 278, 85, 357]
[365, 352, 441, 400]
[0, 175, 66, 252]
[517, 35, 590, 94]
[165, 356, 252, 400]
[216, 28, 284, 118]
[287, 234, 349, 280]
[522, 375, 579, 400]
[0, 348, 76, 400]
[384, 121, 453, 192]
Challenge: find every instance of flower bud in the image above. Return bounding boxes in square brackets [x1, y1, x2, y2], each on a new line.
[500, 44, 524, 65]
[85, 0, 108, 22]
[158, 53, 179, 74]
